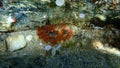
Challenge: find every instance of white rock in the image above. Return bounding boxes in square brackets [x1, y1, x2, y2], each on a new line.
[6, 35, 26, 51]
[26, 35, 33, 41]
[40, 42, 43, 45]
[55, 0, 65, 7]
[79, 13, 85, 18]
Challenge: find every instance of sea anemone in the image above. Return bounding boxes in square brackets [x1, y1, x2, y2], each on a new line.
[36, 23, 73, 46]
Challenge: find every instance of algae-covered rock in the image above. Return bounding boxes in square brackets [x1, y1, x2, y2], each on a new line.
[0, 14, 16, 31]
[0, 0, 119, 67]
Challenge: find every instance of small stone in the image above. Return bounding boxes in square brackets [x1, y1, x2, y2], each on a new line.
[95, 14, 106, 21]
[79, 13, 85, 18]
[92, 40, 104, 50]
[26, 35, 33, 41]
[55, 0, 65, 7]
[6, 35, 26, 51]
[39, 42, 43, 45]
[76, 43, 79, 46]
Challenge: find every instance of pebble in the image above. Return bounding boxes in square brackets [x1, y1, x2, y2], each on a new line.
[55, 0, 65, 7]
[6, 35, 26, 51]
[95, 14, 106, 21]
[39, 42, 43, 45]
[92, 40, 104, 50]
[79, 13, 85, 19]
[26, 35, 33, 41]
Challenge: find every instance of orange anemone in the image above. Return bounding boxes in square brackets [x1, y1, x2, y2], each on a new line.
[36, 23, 73, 46]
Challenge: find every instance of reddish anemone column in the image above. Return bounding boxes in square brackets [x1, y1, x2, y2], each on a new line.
[36, 23, 73, 46]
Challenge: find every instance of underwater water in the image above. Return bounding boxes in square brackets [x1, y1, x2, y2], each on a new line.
[0, 0, 120, 68]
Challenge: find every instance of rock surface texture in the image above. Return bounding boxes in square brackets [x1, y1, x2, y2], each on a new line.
[0, 0, 120, 68]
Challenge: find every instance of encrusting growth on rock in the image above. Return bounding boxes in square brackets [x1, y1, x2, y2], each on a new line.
[36, 23, 73, 46]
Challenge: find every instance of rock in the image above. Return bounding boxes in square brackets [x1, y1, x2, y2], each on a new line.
[26, 35, 33, 41]
[55, 0, 65, 7]
[95, 14, 106, 21]
[0, 14, 16, 31]
[6, 35, 26, 51]
[79, 13, 86, 19]
[92, 40, 104, 50]
[39, 42, 43, 46]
